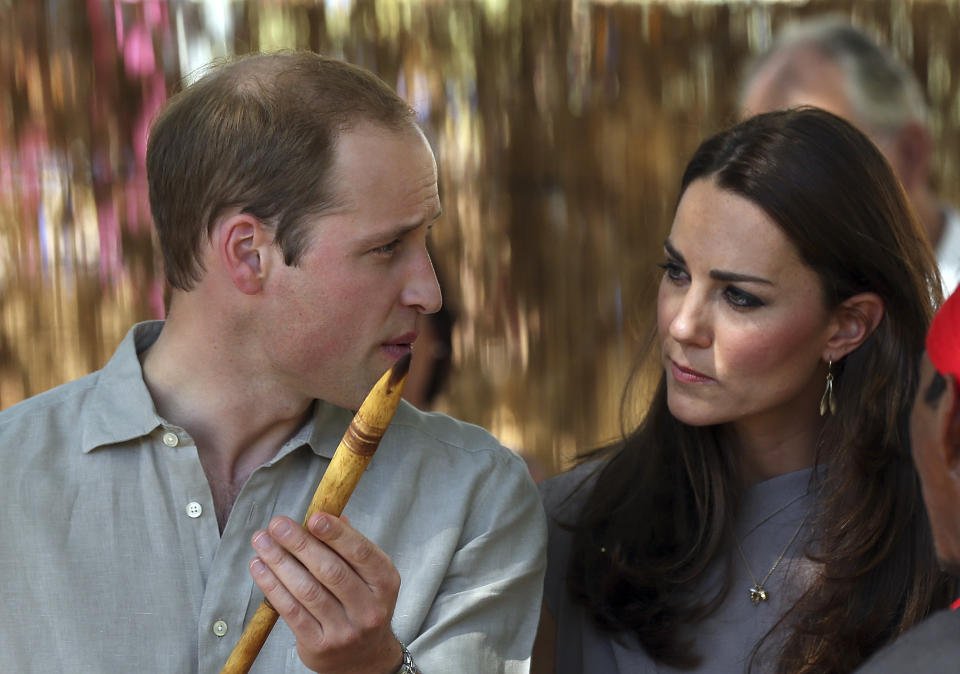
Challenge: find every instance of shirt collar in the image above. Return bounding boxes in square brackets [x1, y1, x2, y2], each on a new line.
[260, 400, 349, 466]
[81, 320, 351, 459]
[81, 321, 167, 453]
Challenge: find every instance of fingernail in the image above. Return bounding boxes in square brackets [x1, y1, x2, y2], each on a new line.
[253, 531, 273, 551]
[311, 514, 330, 535]
[271, 519, 291, 537]
[250, 558, 266, 575]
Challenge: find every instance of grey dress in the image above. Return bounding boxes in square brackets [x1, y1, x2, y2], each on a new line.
[540, 462, 819, 673]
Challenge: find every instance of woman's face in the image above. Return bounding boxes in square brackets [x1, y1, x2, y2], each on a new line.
[658, 178, 838, 432]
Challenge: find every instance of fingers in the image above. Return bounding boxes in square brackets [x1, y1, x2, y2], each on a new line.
[249, 515, 399, 630]
[306, 513, 400, 595]
[249, 515, 403, 672]
[249, 523, 344, 641]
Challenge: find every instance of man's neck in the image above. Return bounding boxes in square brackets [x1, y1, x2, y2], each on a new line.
[141, 312, 314, 529]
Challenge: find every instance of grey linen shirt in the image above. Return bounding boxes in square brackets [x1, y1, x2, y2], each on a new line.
[0, 321, 546, 673]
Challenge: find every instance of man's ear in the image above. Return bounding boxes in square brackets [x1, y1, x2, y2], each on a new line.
[823, 292, 885, 360]
[218, 213, 274, 295]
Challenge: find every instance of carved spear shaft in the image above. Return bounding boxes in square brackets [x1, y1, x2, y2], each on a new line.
[221, 353, 411, 674]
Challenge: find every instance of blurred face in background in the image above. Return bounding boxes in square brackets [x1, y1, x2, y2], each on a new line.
[740, 48, 859, 125]
[739, 48, 913, 195]
[910, 354, 960, 575]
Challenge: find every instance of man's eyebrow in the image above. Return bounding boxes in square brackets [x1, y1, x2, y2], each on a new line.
[664, 239, 773, 285]
[356, 212, 442, 248]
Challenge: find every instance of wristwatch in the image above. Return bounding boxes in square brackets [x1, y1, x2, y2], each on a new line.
[395, 641, 421, 674]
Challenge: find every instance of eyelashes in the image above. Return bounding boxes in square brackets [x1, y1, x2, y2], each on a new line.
[658, 259, 766, 309]
[723, 286, 764, 308]
[658, 260, 688, 283]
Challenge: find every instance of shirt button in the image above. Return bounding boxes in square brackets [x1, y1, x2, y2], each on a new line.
[162, 431, 179, 447]
[186, 501, 203, 518]
[212, 620, 228, 637]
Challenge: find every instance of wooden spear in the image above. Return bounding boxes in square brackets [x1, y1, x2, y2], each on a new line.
[220, 353, 412, 674]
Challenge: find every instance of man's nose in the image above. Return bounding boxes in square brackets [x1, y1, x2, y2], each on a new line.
[403, 249, 442, 314]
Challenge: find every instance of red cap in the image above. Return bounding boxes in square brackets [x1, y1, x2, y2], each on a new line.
[927, 288, 960, 378]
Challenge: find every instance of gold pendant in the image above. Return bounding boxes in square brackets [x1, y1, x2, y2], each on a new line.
[749, 585, 768, 606]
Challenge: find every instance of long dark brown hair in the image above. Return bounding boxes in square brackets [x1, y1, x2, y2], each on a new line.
[566, 108, 952, 672]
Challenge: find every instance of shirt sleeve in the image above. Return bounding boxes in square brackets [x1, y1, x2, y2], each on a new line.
[407, 449, 547, 673]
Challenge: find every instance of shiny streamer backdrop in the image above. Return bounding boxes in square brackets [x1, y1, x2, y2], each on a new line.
[2, 0, 960, 476]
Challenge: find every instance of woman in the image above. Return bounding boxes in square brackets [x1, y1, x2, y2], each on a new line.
[534, 108, 953, 673]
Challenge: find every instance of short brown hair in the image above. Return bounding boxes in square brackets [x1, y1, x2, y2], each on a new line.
[146, 51, 416, 290]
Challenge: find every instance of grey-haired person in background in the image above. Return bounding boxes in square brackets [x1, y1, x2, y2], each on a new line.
[740, 15, 960, 293]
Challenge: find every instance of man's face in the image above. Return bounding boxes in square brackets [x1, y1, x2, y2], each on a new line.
[740, 49, 860, 125]
[911, 353, 960, 574]
[740, 47, 909, 185]
[260, 121, 442, 410]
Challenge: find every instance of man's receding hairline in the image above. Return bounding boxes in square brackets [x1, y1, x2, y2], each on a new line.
[741, 18, 928, 138]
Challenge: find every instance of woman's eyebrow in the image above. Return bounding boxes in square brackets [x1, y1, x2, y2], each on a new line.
[663, 239, 685, 263]
[709, 270, 773, 285]
[666, 239, 772, 284]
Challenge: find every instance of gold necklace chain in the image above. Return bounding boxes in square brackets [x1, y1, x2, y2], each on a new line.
[734, 504, 813, 606]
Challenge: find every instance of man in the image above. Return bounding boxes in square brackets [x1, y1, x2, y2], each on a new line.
[853, 288, 960, 671]
[0, 52, 546, 673]
[739, 16, 960, 293]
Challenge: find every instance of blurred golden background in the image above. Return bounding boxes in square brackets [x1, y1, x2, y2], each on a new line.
[3, 0, 960, 477]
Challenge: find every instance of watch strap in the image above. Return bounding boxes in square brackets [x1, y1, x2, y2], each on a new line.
[395, 641, 421, 674]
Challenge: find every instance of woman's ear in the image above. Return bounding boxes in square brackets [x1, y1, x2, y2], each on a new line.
[824, 292, 885, 360]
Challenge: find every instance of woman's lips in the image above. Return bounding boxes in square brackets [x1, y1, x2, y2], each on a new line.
[670, 359, 715, 384]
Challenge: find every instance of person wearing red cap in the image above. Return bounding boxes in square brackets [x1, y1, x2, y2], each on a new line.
[854, 289, 960, 671]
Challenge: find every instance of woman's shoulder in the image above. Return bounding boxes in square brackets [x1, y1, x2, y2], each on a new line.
[539, 458, 607, 521]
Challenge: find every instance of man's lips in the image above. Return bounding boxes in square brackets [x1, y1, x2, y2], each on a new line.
[384, 331, 418, 348]
[670, 359, 715, 383]
[381, 333, 418, 359]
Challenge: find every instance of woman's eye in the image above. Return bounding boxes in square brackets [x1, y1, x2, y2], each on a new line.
[658, 261, 688, 283]
[724, 286, 764, 308]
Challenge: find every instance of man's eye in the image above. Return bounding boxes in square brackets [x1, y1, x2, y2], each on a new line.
[372, 240, 400, 256]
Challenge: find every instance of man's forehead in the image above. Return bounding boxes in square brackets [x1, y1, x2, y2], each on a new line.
[743, 47, 858, 122]
[331, 122, 434, 183]
[305, 122, 439, 238]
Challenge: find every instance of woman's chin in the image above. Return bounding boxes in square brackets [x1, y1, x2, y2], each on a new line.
[666, 395, 727, 427]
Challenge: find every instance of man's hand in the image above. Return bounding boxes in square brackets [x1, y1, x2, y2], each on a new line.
[249, 513, 403, 674]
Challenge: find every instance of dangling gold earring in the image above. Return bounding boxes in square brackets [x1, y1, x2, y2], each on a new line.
[819, 358, 836, 416]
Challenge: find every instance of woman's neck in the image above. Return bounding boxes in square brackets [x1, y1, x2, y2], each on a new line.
[725, 415, 823, 485]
